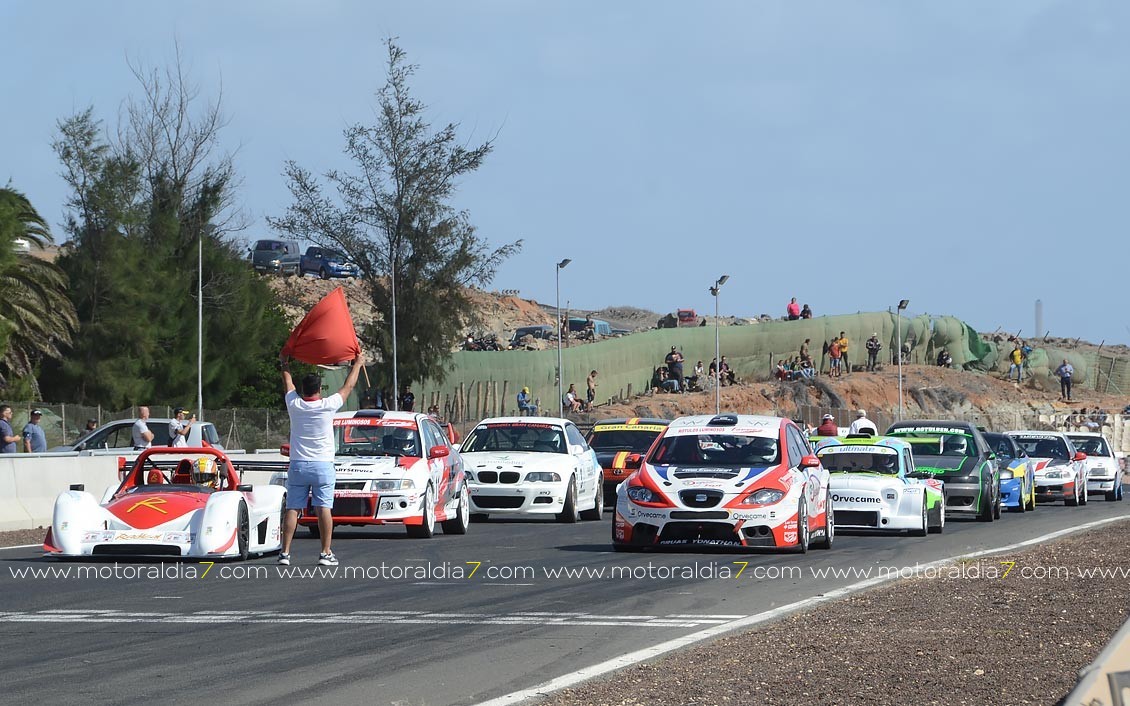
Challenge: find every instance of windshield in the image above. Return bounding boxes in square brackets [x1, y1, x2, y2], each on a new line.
[334, 422, 422, 457]
[326, 250, 347, 262]
[461, 423, 567, 454]
[587, 428, 663, 452]
[982, 433, 1017, 460]
[1068, 436, 1110, 457]
[818, 450, 899, 474]
[650, 433, 780, 466]
[889, 431, 975, 458]
[1010, 435, 1071, 460]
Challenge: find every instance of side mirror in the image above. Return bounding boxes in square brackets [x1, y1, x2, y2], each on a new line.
[570, 444, 585, 456]
[627, 453, 642, 467]
[236, 484, 253, 492]
[987, 452, 996, 460]
[280, 443, 290, 457]
[1074, 451, 1087, 461]
[70, 484, 85, 492]
[428, 446, 450, 459]
[799, 454, 821, 469]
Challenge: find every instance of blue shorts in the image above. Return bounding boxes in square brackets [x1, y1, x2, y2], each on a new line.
[286, 460, 335, 510]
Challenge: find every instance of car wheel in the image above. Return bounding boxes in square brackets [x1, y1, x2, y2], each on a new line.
[1065, 480, 1079, 506]
[407, 483, 436, 538]
[319, 267, 329, 280]
[912, 498, 928, 537]
[580, 480, 603, 520]
[441, 484, 470, 535]
[978, 488, 994, 522]
[557, 477, 579, 523]
[237, 502, 250, 561]
[1080, 477, 1089, 505]
[1117, 480, 1125, 502]
[929, 498, 945, 534]
[470, 513, 489, 523]
[792, 499, 809, 554]
[1013, 484, 1026, 513]
[813, 490, 834, 550]
[1026, 481, 1037, 511]
[993, 484, 1002, 519]
[278, 497, 287, 550]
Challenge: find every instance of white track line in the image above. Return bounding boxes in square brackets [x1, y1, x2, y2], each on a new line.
[476, 515, 1129, 706]
[0, 544, 41, 551]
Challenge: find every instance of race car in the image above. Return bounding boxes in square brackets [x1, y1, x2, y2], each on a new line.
[612, 413, 833, 552]
[586, 417, 669, 505]
[1006, 431, 1089, 506]
[44, 446, 285, 560]
[1068, 432, 1125, 501]
[981, 432, 1037, 512]
[886, 420, 1000, 521]
[814, 436, 945, 535]
[272, 410, 470, 538]
[461, 417, 603, 522]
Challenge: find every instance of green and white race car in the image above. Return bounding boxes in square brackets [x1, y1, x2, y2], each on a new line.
[814, 436, 945, 535]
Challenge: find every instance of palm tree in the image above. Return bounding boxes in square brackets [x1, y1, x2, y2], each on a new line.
[0, 188, 78, 394]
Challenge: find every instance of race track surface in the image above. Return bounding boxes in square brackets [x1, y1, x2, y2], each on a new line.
[3, 496, 1128, 706]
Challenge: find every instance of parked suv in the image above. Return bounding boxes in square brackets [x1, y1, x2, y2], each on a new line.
[249, 239, 301, 274]
[300, 246, 359, 279]
[51, 418, 223, 452]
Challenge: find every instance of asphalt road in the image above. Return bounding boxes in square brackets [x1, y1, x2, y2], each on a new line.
[3, 493, 1128, 706]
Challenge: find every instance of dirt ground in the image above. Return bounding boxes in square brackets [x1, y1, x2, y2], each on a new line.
[541, 520, 1130, 706]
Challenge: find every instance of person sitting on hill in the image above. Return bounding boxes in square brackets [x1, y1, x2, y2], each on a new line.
[775, 360, 789, 381]
[517, 387, 536, 416]
[800, 304, 813, 319]
[564, 384, 582, 413]
[936, 348, 953, 368]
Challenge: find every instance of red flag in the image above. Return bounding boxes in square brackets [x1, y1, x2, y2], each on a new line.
[281, 287, 361, 365]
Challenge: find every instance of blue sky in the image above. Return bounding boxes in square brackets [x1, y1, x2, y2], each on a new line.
[3, 1, 1128, 345]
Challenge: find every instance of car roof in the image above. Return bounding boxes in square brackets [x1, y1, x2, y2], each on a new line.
[887, 419, 979, 432]
[1066, 432, 1106, 438]
[664, 414, 787, 437]
[474, 416, 568, 427]
[592, 418, 670, 428]
[1007, 430, 1069, 438]
[815, 436, 911, 453]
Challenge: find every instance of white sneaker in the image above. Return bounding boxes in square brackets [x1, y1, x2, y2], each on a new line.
[277, 552, 291, 566]
[317, 552, 338, 566]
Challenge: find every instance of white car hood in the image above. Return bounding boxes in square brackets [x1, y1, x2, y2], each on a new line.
[462, 451, 573, 471]
[333, 456, 414, 481]
[829, 474, 904, 494]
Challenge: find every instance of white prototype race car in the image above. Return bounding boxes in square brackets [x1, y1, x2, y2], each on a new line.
[612, 414, 833, 552]
[460, 417, 603, 522]
[44, 447, 286, 560]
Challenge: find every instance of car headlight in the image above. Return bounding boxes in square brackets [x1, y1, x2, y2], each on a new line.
[269, 258, 280, 266]
[271, 477, 285, 487]
[526, 472, 561, 482]
[1044, 470, 1066, 479]
[627, 486, 662, 503]
[372, 479, 414, 491]
[999, 470, 1014, 480]
[741, 488, 785, 506]
[960, 474, 981, 484]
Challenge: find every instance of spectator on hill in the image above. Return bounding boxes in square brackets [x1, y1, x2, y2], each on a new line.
[775, 360, 789, 381]
[865, 333, 882, 372]
[798, 358, 816, 380]
[787, 297, 800, 320]
[399, 385, 415, 412]
[815, 414, 838, 437]
[652, 367, 680, 393]
[517, 387, 536, 416]
[800, 338, 811, 365]
[586, 370, 598, 410]
[800, 304, 813, 319]
[1008, 342, 1023, 382]
[937, 348, 953, 368]
[564, 384, 582, 412]
[665, 346, 684, 390]
[828, 338, 842, 377]
[720, 356, 736, 385]
[690, 360, 705, 389]
[837, 332, 850, 374]
[1056, 359, 1074, 402]
[582, 316, 595, 341]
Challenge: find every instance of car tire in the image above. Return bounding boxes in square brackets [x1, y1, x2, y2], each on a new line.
[556, 477, 579, 523]
[1065, 480, 1080, 506]
[441, 484, 470, 535]
[319, 267, 329, 280]
[791, 499, 809, 554]
[977, 489, 994, 522]
[912, 498, 928, 537]
[993, 484, 1002, 519]
[237, 501, 250, 561]
[580, 481, 603, 520]
[928, 498, 945, 534]
[407, 484, 436, 538]
[813, 490, 834, 550]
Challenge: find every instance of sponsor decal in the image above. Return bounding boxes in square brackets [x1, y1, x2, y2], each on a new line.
[658, 538, 743, 546]
[593, 424, 667, 433]
[819, 445, 898, 455]
[783, 531, 797, 543]
[681, 480, 724, 488]
[334, 418, 416, 428]
[482, 422, 558, 430]
[783, 520, 798, 530]
[891, 426, 969, 435]
[729, 512, 765, 521]
[126, 498, 169, 514]
[82, 530, 194, 543]
[831, 493, 881, 504]
[884, 490, 898, 501]
[334, 490, 376, 497]
[1011, 433, 1061, 441]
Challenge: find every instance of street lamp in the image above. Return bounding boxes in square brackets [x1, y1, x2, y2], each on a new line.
[897, 299, 909, 421]
[556, 258, 571, 417]
[709, 275, 729, 415]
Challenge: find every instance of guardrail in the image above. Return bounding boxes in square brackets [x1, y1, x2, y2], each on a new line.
[1062, 615, 1130, 705]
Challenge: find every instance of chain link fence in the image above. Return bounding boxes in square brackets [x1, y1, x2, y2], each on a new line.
[0, 402, 290, 452]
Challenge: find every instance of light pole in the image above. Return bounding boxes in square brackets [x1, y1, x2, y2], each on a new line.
[897, 298, 909, 421]
[709, 275, 729, 415]
[197, 233, 203, 420]
[556, 258, 571, 417]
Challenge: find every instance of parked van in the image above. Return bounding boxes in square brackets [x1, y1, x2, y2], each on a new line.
[249, 239, 300, 274]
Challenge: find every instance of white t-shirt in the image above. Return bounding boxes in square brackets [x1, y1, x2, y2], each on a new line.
[848, 418, 876, 435]
[286, 390, 344, 461]
[132, 419, 151, 448]
[169, 419, 188, 447]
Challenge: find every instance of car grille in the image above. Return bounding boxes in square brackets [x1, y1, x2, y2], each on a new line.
[678, 489, 724, 508]
[330, 498, 373, 517]
[836, 510, 879, 528]
[659, 521, 741, 543]
[500, 471, 520, 484]
[670, 511, 729, 520]
[477, 471, 498, 483]
[92, 545, 181, 557]
[336, 482, 367, 490]
[473, 495, 525, 509]
[672, 470, 737, 480]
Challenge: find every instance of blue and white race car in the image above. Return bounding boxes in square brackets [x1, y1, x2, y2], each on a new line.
[814, 436, 945, 535]
[982, 432, 1037, 512]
